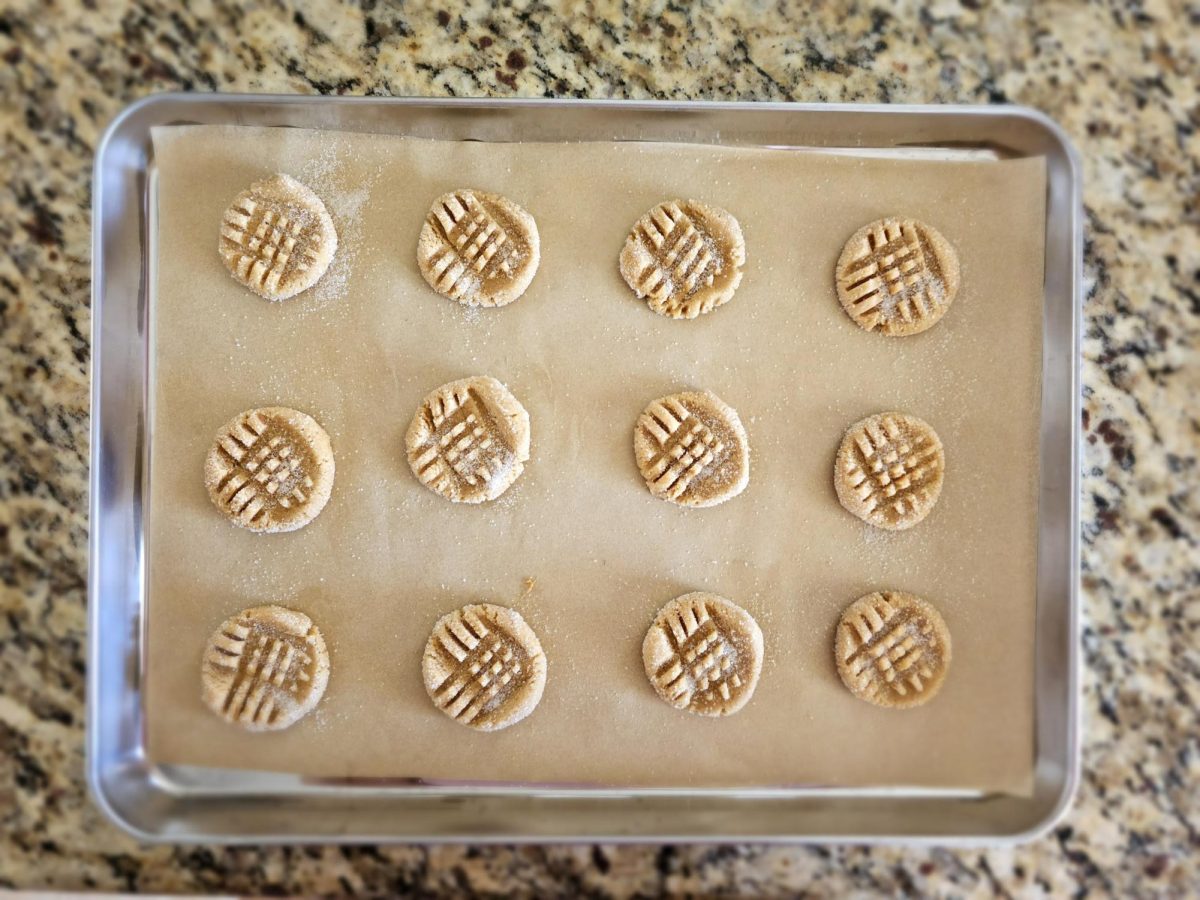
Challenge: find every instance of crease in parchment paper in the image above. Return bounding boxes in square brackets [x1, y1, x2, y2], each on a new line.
[146, 125, 1044, 793]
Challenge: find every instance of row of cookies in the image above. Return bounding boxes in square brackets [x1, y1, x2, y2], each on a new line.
[201, 589, 953, 734]
[204, 380, 945, 533]
[219, 174, 961, 334]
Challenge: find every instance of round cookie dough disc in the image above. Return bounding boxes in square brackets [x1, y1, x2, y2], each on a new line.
[201, 604, 330, 731]
[642, 591, 763, 717]
[417, 189, 541, 307]
[835, 217, 960, 336]
[835, 591, 952, 709]
[405, 376, 531, 504]
[834, 411, 944, 531]
[634, 390, 750, 508]
[204, 406, 336, 534]
[619, 199, 746, 319]
[218, 173, 338, 300]
[422, 603, 548, 731]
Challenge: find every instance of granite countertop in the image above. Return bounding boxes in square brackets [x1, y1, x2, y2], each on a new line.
[1, 1, 1196, 894]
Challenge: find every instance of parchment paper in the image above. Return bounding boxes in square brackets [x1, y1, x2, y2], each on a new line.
[147, 124, 1044, 792]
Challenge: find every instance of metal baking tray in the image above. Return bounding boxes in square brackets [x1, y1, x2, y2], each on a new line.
[89, 94, 1080, 843]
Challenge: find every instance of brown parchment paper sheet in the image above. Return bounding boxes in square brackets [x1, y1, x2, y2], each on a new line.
[146, 125, 1045, 792]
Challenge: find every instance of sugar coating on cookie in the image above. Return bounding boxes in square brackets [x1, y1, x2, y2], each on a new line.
[620, 199, 745, 319]
[201, 604, 330, 731]
[835, 217, 960, 336]
[835, 591, 952, 709]
[834, 412, 944, 531]
[218, 173, 337, 300]
[406, 376, 531, 504]
[634, 390, 749, 508]
[417, 189, 540, 307]
[642, 592, 763, 717]
[422, 603, 547, 731]
[204, 406, 335, 534]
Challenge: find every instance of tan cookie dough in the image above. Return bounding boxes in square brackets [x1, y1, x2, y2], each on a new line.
[835, 591, 952, 709]
[204, 406, 335, 534]
[218, 173, 337, 300]
[835, 217, 960, 336]
[642, 592, 763, 717]
[619, 199, 745, 319]
[422, 603, 547, 731]
[834, 411, 944, 530]
[417, 189, 540, 307]
[406, 376, 531, 504]
[201, 604, 330, 731]
[634, 390, 749, 508]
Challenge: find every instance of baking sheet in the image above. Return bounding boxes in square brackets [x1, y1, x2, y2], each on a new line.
[146, 125, 1044, 792]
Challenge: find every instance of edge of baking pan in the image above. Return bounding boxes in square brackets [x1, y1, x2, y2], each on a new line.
[88, 93, 1081, 844]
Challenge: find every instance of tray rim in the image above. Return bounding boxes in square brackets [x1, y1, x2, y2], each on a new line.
[88, 93, 1081, 844]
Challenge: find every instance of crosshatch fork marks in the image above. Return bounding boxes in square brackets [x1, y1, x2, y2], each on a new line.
[835, 412, 944, 530]
[405, 376, 531, 504]
[429, 608, 527, 725]
[425, 192, 519, 300]
[217, 173, 337, 301]
[651, 601, 744, 711]
[204, 406, 335, 533]
[417, 189, 540, 308]
[841, 220, 938, 320]
[422, 604, 547, 731]
[413, 388, 512, 494]
[639, 395, 727, 501]
[620, 199, 745, 319]
[220, 198, 318, 295]
[835, 217, 960, 336]
[642, 592, 763, 717]
[214, 411, 314, 522]
[635, 201, 725, 313]
[201, 605, 330, 731]
[836, 592, 952, 709]
[634, 390, 750, 508]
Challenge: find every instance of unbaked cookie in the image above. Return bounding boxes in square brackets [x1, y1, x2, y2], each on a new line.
[835, 217, 960, 336]
[634, 390, 749, 508]
[417, 189, 540, 307]
[834, 412, 944, 530]
[201, 604, 330, 731]
[619, 200, 745, 319]
[642, 592, 763, 717]
[835, 591, 951, 709]
[406, 376, 531, 504]
[422, 603, 547, 731]
[218, 173, 337, 300]
[204, 406, 335, 534]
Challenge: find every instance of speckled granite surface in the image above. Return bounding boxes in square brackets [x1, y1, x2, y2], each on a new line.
[1, 0, 1197, 894]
